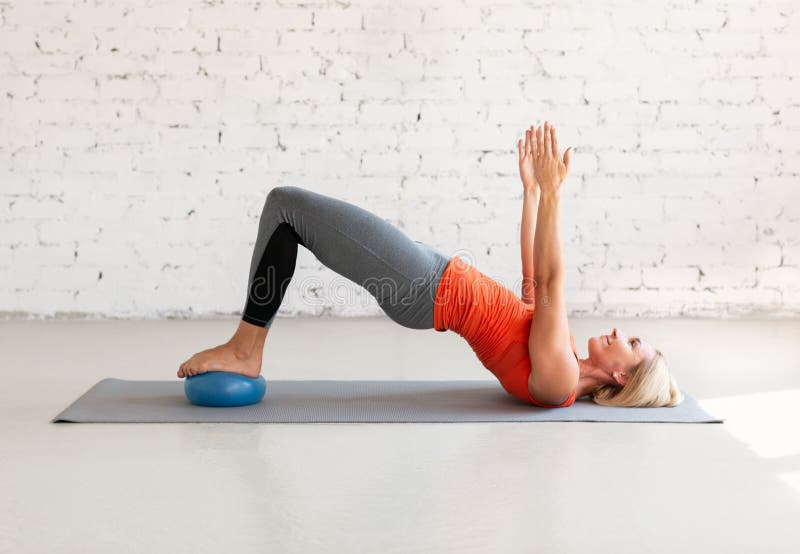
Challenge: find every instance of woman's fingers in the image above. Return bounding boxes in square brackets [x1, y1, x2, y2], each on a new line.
[551, 125, 558, 159]
[564, 146, 572, 171]
[543, 121, 551, 157]
[536, 124, 544, 157]
[525, 129, 531, 154]
[530, 124, 535, 153]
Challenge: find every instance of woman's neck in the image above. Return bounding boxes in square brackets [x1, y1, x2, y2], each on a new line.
[575, 358, 610, 398]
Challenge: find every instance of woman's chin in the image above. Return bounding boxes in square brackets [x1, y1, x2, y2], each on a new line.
[586, 337, 602, 359]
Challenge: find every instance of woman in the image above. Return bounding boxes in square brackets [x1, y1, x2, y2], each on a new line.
[178, 121, 684, 409]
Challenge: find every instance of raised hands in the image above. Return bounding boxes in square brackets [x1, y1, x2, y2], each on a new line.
[525, 121, 572, 196]
[518, 124, 538, 193]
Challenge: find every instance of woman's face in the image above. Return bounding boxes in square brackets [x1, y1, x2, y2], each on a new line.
[587, 327, 656, 385]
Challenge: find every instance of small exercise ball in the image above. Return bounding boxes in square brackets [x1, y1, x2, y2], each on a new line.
[184, 371, 267, 407]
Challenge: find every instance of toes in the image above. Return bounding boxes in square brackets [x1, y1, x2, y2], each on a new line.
[178, 360, 191, 378]
[180, 358, 224, 378]
[184, 358, 197, 377]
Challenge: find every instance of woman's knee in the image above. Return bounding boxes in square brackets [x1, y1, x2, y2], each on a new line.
[265, 185, 312, 213]
[267, 185, 299, 203]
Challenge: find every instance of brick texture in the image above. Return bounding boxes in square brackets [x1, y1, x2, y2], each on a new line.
[1, 0, 798, 320]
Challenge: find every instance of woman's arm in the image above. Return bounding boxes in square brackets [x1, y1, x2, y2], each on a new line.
[520, 188, 539, 304]
[526, 122, 578, 404]
[518, 125, 540, 304]
[531, 122, 571, 284]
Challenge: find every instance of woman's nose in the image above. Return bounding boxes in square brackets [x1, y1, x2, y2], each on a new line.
[612, 328, 617, 338]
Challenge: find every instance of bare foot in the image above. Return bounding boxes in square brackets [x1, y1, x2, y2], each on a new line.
[178, 321, 268, 379]
[177, 342, 262, 379]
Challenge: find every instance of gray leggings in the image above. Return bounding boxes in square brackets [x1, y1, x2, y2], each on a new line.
[242, 185, 452, 329]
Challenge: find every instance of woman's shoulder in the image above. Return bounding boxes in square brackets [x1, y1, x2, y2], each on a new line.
[526, 328, 580, 407]
[527, 385, 577, 408]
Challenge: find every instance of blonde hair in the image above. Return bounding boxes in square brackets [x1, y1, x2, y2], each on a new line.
[591, 350, 684, 408]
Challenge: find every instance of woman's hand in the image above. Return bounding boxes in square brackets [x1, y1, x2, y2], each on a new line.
[518, 124, 538, 194]
[530, 121, 572, 196]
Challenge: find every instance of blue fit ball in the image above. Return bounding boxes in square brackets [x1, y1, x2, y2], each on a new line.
[184, 371, 267, 407]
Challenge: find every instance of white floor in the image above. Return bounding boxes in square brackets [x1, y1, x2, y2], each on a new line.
[2, 316, 800, 553]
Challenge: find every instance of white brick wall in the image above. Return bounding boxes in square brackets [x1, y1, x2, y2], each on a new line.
[1, 0, 798, 321]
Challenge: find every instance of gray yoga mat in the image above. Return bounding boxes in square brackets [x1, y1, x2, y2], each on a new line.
[51, 378, 723, 424]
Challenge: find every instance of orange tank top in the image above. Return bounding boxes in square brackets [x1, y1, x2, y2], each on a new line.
[433, 256, 579, 408]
